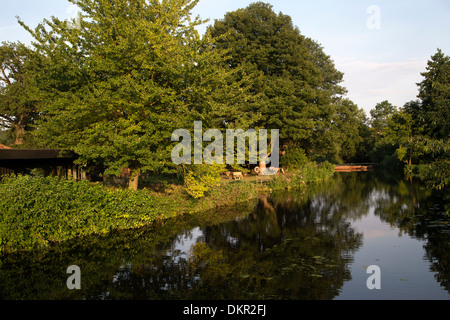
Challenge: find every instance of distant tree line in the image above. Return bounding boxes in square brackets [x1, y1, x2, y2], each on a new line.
[366, 49, 449, 190]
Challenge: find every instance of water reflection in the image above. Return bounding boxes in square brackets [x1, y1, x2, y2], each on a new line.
[0, 172, 449, 300]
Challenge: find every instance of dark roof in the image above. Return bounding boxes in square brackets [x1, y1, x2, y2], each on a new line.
[0, 149, 76, 160]
[0, 149, 78, 171]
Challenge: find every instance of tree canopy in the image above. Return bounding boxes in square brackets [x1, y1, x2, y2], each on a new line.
[369, 49, 450, 189]
[17, 0, 257, 189]
[3, 0, 447, 190]
[208, 2, 353, 161]
[0, 41, 38, 146]
[416, 49, 450, 140]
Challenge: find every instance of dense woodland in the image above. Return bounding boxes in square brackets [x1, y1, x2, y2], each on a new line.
[0, 0, 448, 190]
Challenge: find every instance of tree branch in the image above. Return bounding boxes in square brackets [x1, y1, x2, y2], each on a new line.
[0, 66, 12, 85]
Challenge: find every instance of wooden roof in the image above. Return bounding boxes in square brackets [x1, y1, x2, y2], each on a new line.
[0, 148, 77, 171]
[0, 148, 76, 160]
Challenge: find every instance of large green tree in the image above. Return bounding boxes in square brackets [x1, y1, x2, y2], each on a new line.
[368, 100, 398, 165]
[0, 42, 38, 146]
[370, 100, 397, 135]
[19, 0, 255, 189]
[409, 49, 449, 189]
[383, 108, 414, 166]
[208, 2, 347, 160]
[330, 98, 368, 163]
[416, 49, 449, 140]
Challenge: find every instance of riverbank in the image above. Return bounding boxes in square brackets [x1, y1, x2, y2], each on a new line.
[0, 162, 335, 253]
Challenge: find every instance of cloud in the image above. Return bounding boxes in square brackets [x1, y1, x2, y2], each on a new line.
[0, 25, 19, 32]
[334, 57, 427, 113]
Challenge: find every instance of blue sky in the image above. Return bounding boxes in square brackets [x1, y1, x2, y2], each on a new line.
[1, 0, 449, 116]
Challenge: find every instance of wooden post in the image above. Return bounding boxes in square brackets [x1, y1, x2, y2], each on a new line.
[80, 169, 87, 180]
[73, 166, 78, 180]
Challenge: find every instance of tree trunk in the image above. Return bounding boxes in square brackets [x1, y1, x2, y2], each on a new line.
[14, 123, 25, 145]
[409, 136, 414, 167]
[129, 171, 140, 191]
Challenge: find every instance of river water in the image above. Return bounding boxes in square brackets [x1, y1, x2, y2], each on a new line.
[0, 171, 449, 300]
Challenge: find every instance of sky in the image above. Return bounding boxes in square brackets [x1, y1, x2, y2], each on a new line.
[1, 0, 449, 116]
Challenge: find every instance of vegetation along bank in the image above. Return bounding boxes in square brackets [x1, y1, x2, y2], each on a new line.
[0, 162, 335, 253]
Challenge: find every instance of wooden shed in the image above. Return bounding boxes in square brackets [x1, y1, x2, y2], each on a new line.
[0, 146, 81, 180]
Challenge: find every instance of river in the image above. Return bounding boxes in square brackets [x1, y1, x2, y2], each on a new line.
[0, 171, 449, 300]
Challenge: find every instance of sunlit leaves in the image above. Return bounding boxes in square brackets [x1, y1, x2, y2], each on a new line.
[208, 2, 347, 156]
[19, 0, 250, 184]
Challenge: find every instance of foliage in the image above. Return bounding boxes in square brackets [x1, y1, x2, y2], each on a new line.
[177, 164, 225, 199]
[0, 42, 38, 146]
[406, 137, 450, 190]
[409, 159, 450, 191]
[268, 161, 335, 191]
[280, 146, 308, 170]
[370, 100, 396, 134]
[416, 49, 450, 140]
[18, 0, 257, 189]
[300, 162, 335, 184]
[0, 175, 150, 251]
[324, 98, 368, 163]
[369, 50, 449, 190]
[375, 50, 450, 189]
[183, 169, 220, 199]
[7, 0, 370, 176]
[0, 170, 261, 252]
[408, 50, 449, 189]
[210, 179, 258, 204]
[208, 2, 357, 162]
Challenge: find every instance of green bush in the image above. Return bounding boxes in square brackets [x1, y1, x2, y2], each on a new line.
[0, 170, 257, 252]
[301, 161, 335, 183]
[280, 147, 309, 170]
[268, 162, 335, 191]
[408, 160, 450, 191]
[178, 164, 225, 199]
[0, 174, 159, 252]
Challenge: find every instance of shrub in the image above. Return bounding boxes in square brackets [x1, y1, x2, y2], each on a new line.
[0, 174, 158, 252]
[268, 162, 335, 191]
[0, 168, 262, 252]
[301, 161, 335, 183]
[280, 147, 309, 170]
[179, 164, 224, 199]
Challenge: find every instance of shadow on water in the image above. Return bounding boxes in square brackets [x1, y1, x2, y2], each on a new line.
[0, 171, 449, 300]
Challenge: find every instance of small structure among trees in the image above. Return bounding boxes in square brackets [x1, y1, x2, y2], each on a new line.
[0, 147, 80, 180]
